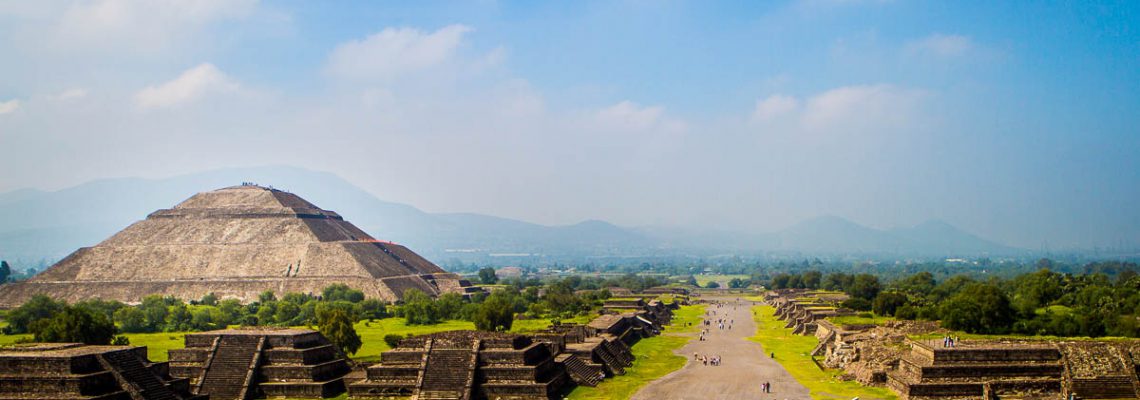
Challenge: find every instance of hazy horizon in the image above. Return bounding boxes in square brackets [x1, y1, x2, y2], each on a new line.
[1, 1, 1138, 250]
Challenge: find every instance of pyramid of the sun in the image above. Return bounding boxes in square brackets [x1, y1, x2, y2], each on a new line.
[0, 184, 469, 306]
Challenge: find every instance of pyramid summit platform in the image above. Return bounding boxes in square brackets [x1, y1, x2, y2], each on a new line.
[0, 184, 470, 306]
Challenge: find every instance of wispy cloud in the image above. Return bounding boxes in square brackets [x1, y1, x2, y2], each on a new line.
[325, 24, 473, 82]
[0, 99, 20, 115]
[134, 63, 238, 109]
[906, 34, 974, 58]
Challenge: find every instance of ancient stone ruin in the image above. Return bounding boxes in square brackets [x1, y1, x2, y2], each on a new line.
[765, 289, 1140, 400]
[168, 327, 351, 400]
[887, 339, 1140, 400]
[351, 301, 674, 399]
[0, 342, 203, 400]
[769, 289, 853, 335]
[0, 184, 474, 306]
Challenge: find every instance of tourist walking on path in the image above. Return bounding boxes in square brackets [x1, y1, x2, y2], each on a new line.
[631, 296, 812, 400]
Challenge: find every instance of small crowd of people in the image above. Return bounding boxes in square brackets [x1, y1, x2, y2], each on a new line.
[693, 353, 722, 366]
[941, 336, 960, 348]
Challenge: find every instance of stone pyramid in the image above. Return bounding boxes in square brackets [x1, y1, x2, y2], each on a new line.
[0, 184, 468, 306]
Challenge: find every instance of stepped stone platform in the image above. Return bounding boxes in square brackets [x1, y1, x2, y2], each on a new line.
[352, 300, 673, 399]
[763, 290, 1140, 400]
[0, 184, 473, 307]
[885, 339, 1140, 400]
[767, 290, 854, 336]
[168, 328, 349, 400]
[0, 342, 204, 400]
[349, 331, 568, 400]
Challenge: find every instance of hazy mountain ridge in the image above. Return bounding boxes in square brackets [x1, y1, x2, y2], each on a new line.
[0, 166, 1018, 265]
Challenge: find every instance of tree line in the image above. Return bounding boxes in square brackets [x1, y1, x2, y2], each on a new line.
[766, 261, 1140, 337]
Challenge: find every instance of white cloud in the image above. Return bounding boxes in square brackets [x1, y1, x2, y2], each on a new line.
[325, 24, 473, 81]
[906, 34, 973, 58]
[53, 88, 88, 101]
[134, 63, 238, 109]
[751, 95, 800, 122]
[55, 0, 258, 51]
[801, 84, 926, 132]
[596, 101, 664, 131]
[749, 84, 928, 137]
[0, 99, 21, 115]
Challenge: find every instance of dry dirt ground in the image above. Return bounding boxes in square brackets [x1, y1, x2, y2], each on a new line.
[631, 296, 812, 400]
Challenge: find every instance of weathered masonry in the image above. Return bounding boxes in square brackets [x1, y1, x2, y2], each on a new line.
[0, 184, 475, 306]
[0, 342, 203, 400]
[168, 328, 350, 400]
[351, 301, 675, 399]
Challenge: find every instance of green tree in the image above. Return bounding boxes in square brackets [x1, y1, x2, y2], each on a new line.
[705, 281, 721, 289]
[801, 270, 823, 289]
[275, 301, 301, 325]
[401, 289, 440, 325]
[940, 283, 1015, 334]
[139, 295, 170, 332]
[318, 309, 362, 355]
[473, 291, 515, 331]
[848, 274, 882, 301]
[113, 307, 149, 333]
[31, 306, 117, 345]
[3, 295, 66, 334]
[322, 284, 365, 303]
[872, 292, 909, 317]
[355, 298, 388, 320]
[478, 267, 499, 284]
[258, 290, 277, 303]
[0, 260, 10, 283]
[199, 293, 219, 306]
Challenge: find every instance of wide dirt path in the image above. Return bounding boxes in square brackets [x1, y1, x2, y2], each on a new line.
[631, 296, 811, 400]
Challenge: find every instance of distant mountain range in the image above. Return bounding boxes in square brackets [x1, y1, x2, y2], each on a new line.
[0, 166, 1020, 266]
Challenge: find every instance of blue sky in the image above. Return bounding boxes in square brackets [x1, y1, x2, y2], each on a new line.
[0, 0, 1137, 249]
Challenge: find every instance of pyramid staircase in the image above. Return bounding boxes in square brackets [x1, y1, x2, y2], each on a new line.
[416, 343, 477, 400]
[557, 354, 603, 387]
[100, 350, 184, 400]
[197, 335, 264, 400]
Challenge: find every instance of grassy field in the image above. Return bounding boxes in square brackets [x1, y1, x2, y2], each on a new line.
[749, 304, 897, 400]
[0, 314, 593, 363]
[342, 314, 593, 362]
[827, 313, 893, 327]
[566, 304, 706, 400]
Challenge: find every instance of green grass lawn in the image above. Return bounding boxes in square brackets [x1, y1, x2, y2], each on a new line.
[566, 304, 706, 400]
[349, 314, 593, 362]
[749, 304, 897, 400]
[827, 313, 893, 327]
[1, 314, 594, 364]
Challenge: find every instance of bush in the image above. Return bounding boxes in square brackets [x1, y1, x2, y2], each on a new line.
[4, 295, 66, 334]
[383, 334, 404, 348]
[31, 306, 117, 345]
[940, 283, 1015, 334]
[872, 292, 909, 317]
[841, 298, 872, 311]
[894, 305, 918, 320]
[473, 291, 515, 331]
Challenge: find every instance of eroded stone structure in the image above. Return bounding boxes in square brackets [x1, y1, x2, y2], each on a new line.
[0, 184, 473, 306]
[351, 302, 673, 399]
[766, 290, 1140, 400]
[0, 342, 203, 400]
[768, 290, 853, 335]
[168, 328, 350, 400]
